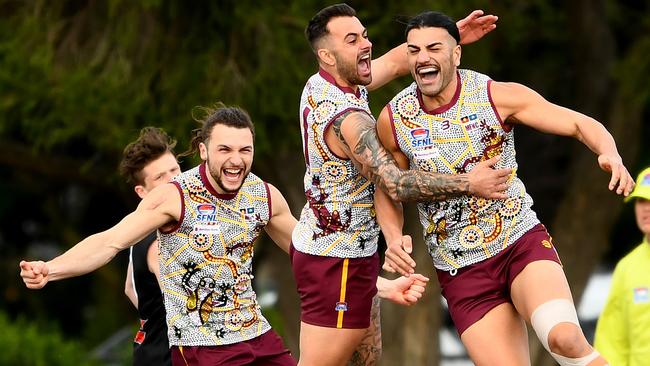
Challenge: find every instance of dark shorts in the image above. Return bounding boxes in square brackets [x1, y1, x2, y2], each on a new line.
[170, 330, 295, 366]
[436, 223, 562, 336]
[290, 244, 379, 329]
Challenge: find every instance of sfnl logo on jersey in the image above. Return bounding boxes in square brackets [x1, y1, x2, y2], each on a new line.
[410, 128, 432, 148]
[196, 204, 217, 222]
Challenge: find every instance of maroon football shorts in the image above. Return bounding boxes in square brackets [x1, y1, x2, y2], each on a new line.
[290, 244, 379, 329]
[436, 223, 562, 336]
[170, 330, 295, 366]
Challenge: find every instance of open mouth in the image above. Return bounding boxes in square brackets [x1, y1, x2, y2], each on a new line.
[357, 53, 371, 77]
[223, 167, 243, 183]
[417, 65, 439, 83]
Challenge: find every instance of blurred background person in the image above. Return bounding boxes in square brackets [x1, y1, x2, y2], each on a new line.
[594, 166, 650, 366]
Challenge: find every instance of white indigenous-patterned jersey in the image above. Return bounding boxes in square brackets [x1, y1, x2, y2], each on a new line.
[158, 163, 272, 346]
[293, 69, 380, 258]
[386, 69, 540, 272]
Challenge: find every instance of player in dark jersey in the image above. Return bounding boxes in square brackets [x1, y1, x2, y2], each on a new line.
[120, 127, 181, 366]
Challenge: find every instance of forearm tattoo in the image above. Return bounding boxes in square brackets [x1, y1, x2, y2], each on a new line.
[333, 112, 470, 202]
[348, 295, 382, 366]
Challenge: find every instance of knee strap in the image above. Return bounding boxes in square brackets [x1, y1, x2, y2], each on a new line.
[530, 299, 601, 366]
[553, 351, 601, 366]
[530, 298, 579, 351]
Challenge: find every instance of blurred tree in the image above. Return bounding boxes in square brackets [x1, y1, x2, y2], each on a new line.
[0, 310, 102, 365]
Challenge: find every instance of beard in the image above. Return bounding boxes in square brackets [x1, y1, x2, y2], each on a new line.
[417, 62, 456, 98]
[205, 158, 249, 193]
[334, 52, 371, 86]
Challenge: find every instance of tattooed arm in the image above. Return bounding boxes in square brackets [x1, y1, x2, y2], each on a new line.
[374, 117, 415, 275]
[326, 109, 511, 202]
[374, 189, 416, 275]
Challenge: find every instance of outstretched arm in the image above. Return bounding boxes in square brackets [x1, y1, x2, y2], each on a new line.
[20, 183, 179, 289]
[367, 10, 498, 91]
[264, 184, 298, 254]
[490, 81, 635, 196]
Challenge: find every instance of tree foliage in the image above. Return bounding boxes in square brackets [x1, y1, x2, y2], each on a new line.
[0, 311, 102, 366]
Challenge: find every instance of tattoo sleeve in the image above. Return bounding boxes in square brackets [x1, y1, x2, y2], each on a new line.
[333, 111, 470, 202]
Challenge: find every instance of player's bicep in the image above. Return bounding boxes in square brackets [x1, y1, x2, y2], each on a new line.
[337, 112, 397, 175]
[377, 106, 409, 169]
[492, 81, 579, 137]
[108, 184, 179, 249]
[264, 184, 296, 253]
[108, 210, 168, 251]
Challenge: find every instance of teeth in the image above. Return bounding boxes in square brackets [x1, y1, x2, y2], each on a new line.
[360, 55, 370, 60]
[418, 67, 437, 74]
[225, 169, 240, 174]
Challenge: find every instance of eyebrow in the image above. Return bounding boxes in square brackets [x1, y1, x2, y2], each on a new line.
[407, 41, 443, 50]
[216, 144, 253, 150]
[344, 28, 367, 40]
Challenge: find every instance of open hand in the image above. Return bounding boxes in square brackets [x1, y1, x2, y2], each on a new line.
[598, 154, 635, 196]
[457, 10, 498, 45]
[467, 156, 512, 200]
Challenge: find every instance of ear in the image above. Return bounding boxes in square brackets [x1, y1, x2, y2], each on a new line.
[317, 48, 336, 67]
[453, 45, 462, 67]
[199, 142, 208, 161]
[134, 185, 147, 199]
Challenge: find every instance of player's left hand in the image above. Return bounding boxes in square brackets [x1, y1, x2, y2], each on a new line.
[457, 10, 498, 45]
[598, 154, 635, 196]
[382, 273, 429, 306]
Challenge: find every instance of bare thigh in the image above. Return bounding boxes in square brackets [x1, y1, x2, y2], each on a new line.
[298, 322, 368, 366]
[348, 295, 381, 366]
[510, 260, 574, 320]
[460, 302, 530, 366]
[510, 260, 596, 359]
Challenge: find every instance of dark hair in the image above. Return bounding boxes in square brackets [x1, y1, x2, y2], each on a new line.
[405, 11, 460, 44]
[119, 127, 177, 185]
[181, 102, 255, 157]
[305, 3, 356, 51]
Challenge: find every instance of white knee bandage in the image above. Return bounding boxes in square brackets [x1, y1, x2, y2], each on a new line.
[530, 298, 579, 351]
[552, 351, 601, 366]
[531, 299, 600, 366]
